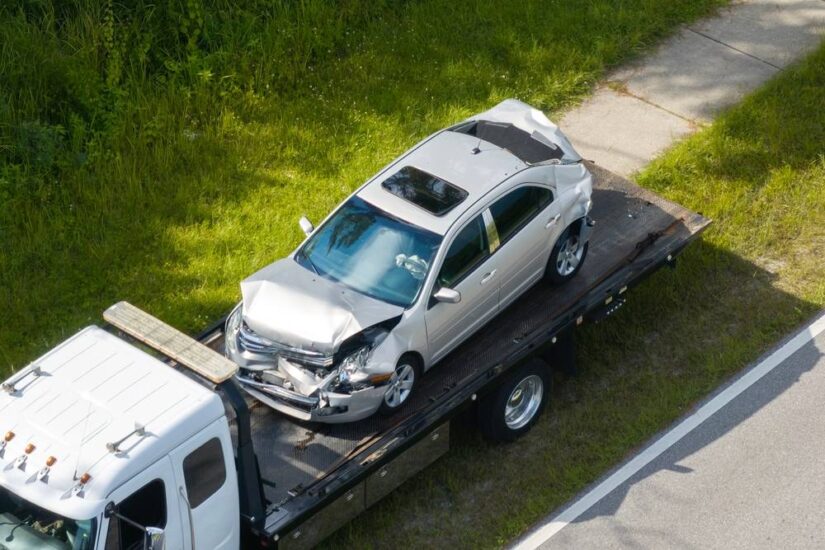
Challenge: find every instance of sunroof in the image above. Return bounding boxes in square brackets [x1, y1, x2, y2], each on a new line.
[381, 166, 468, 216]
[453, 120, 563, 164]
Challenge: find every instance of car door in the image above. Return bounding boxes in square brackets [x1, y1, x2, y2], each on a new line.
[488, 185, 559, 308]
[425, 214, 501, 363]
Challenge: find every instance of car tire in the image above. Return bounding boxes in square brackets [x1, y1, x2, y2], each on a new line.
[544, 224, 588, 285]
[477, 358, 551, 442]
[379, 355, 421, 415]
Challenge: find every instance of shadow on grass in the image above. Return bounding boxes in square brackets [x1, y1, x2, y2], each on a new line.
[0, 0, 730, 370]
[524, 240, 823, 545]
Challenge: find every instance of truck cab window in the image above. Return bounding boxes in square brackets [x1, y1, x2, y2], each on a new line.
[182, 437, 227, 508]
[105, 479, 166, 550]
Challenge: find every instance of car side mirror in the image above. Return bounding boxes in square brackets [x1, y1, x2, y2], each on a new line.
[299, 216, 315, 236]
[144, 526, 165, 550]
[433, 287, 461, 304]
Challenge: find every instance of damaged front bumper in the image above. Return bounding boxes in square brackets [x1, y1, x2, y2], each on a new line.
[235, 373, 387, 423]
[225, 302, 392, 423]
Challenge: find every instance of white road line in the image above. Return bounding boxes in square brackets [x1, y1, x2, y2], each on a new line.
[514, 311, 825, 550]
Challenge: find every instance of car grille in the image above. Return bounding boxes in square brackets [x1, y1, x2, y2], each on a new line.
[238, 322, 334, 368]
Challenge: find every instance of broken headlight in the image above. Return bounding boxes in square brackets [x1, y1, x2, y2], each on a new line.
[224, 302, 243, 355]
[334, 346, 392, 391]
[342, 346, 370, 372]
[338, 346, 372, 383]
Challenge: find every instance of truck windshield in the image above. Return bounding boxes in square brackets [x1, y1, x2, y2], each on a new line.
[297, 196, 442, 307]
[0, 487, 96, 549]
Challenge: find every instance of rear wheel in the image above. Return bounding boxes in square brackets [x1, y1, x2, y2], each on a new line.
[478, 358, 551, 442]
[379, 355, 421, 415]
[545, 225, 588, 285]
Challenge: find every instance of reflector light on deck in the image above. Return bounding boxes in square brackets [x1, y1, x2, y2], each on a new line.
[4, 431, 14, 442]
[46, 456, 57, 467]
[24, 443, 35, 454]
[79, 473, 91, 484]
[103, 301, 238, 384]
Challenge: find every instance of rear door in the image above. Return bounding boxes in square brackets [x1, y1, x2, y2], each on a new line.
[488, 185, 559, 307]
[169, 420, 240, 550]
[425, 214, 501, 363]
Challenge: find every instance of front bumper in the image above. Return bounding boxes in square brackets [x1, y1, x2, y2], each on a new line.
[226, 307, 389, 423]
[235, 374, 386, 424]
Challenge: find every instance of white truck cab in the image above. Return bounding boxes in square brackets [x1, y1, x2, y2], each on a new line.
[0, 324, 241, 550]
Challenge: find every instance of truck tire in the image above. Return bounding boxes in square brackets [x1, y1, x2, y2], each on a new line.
[478, 358, 551, 442]
[545, 224, 588, 285]
[379, 355, 421, 415]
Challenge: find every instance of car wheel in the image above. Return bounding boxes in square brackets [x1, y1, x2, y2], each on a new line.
[545, 224, 588, 285]
[379, 355, 421, 415]
[478, 358, 551, 442]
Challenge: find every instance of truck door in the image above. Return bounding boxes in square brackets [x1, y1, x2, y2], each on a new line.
[170, 419, 240, 550]
[101, 457, 184, 550]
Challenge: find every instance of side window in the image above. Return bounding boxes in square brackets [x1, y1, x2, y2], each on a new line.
[105, 479, 166, 550]
[183, 438, 227, 508]
[489, 186, 553, 244]
[438, 216, 489, 288]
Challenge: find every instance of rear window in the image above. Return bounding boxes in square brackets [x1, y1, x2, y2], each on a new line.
[452, 120, 563, 164]
[381, 166, 468, 216]
[182, 438, 226, 508]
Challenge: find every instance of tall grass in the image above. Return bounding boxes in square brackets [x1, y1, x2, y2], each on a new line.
[0, 0, 727, 368]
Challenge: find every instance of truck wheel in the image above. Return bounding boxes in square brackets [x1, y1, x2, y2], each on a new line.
[545, 225, 588, 285]
[379, 355, 421, 415]
[478, 358, 551, 442]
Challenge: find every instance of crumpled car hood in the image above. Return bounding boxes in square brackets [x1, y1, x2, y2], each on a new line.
[240, 258, 404, 356]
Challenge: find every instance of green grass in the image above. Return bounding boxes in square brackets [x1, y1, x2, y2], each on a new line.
[325, 43, 825, 548]
[0, 0, 727, 368]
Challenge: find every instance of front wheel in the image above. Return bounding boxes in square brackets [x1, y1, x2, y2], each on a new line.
[379, 356, 421, 415]
[478, 358, 551, 442]
[545, 225, 588, 285]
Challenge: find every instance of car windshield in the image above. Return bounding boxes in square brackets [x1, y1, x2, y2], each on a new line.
[0, 487, 96, 549]
[297, 196, 442, 307]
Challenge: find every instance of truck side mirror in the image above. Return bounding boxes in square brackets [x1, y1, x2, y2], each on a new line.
[299, 216, 315, 236]
[433, 287, 461, 304]
[145, 526, 166, 550]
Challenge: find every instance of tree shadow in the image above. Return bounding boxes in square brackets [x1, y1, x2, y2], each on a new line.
[2, 0, 732, 369]
[608, 0, 825, 121]
[537, 240, 823, 546]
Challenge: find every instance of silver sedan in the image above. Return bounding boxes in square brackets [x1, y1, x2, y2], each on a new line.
[225, 99, 593, 423]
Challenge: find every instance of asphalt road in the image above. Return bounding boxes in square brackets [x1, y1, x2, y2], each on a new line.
[516, 313, 825, 549]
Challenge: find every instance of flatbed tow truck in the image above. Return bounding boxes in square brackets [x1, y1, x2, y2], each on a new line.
[0, 164, 708, 549]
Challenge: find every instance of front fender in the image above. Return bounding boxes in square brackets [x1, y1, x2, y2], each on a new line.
[365, 329, 409, 375]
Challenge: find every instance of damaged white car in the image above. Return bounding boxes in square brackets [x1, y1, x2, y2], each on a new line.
[225, 99, 593, 423]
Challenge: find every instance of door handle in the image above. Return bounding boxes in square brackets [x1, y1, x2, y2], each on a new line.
[545, 214, 561, 229]
[481, 270, 497, 284]
[179, 486, 196, 549]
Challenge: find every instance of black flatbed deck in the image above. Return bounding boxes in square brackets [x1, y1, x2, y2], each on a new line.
[201, 164, 710, 539]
